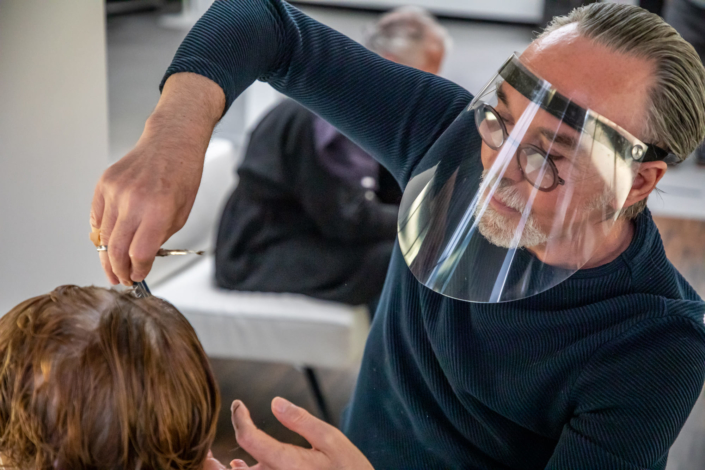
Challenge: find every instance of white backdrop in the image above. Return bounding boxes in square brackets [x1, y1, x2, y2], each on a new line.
[0, 1, 109, 313]
[293, 0, 544, 23]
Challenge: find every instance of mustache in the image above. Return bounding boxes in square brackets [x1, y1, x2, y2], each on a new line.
[481, 170, 529, 212]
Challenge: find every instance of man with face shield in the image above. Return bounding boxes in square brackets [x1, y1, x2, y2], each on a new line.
[399, 53, 677, 302]
[91, 2, 705, 469]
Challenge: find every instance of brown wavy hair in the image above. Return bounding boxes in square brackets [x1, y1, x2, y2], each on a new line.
[0, 286, 220, 470]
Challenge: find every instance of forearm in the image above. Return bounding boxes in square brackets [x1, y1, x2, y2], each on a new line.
[161, 0, 471, 186]
[144, 72, 225, 157]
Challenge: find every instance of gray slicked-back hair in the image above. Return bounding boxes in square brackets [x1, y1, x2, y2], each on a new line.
[539, 3, 705, 219]
[364, 6, 451, 68]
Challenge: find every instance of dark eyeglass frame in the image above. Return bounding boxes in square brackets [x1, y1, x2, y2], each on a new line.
[475, 103, 566, 192]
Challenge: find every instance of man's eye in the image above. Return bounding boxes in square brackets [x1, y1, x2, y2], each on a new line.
[548, 153, 565, 162]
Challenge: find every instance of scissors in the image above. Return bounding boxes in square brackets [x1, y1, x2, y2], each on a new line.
[95, 245, 204, 298]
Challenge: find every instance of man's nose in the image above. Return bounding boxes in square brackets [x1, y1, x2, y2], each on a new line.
[488, 144, 525, 185]
[503, 158, 525, 185]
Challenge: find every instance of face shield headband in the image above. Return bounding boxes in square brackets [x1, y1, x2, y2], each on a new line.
[397, 53, 668, 303]
[499, 56, 670, 163]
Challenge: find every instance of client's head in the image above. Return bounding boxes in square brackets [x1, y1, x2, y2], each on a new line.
[0, 285, 219, 470]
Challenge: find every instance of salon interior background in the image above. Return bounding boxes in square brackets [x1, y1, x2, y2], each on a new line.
[3, 0, 702, 312]
[1, 0, 704, 467]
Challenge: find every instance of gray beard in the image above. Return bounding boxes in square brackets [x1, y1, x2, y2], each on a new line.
[475, 171, 549, 249]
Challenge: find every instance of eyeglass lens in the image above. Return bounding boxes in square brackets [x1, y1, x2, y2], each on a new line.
[475, 104, 560, 191]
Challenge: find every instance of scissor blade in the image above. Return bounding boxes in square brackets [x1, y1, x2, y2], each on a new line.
[134, 280, 152, 298]
[156, 249, 205, 257]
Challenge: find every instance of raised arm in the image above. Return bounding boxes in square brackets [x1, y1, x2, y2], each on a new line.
[91, 0, 469, 287]
[161, 0, 471, 185]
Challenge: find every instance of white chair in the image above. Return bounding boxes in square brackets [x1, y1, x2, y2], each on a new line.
[150, 137, 370, 422]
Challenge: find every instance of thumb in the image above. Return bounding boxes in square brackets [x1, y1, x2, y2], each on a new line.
[271, 397, 341, 452]
[203, 450, 227, 470]
[231, 400, 295, 467]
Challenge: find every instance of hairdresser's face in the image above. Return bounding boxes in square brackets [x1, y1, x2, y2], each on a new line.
[478, 24, 655, 246]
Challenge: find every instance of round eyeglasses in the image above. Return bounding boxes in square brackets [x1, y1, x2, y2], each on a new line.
[475, 103, 566, 192]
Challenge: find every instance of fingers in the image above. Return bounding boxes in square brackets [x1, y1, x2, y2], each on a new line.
[99, 251, 120, 285]
[91, 187, 120, 284]
[231, 400, 302, 469]
[96, 204, 121, 285]
[92, 202, 170, 285]
[270, 398, 375, 470]
[271, 397, 340, 453]
[202, 451, 228, 470]
[230, 460, 250, 469]
[128, 214, 170, 283]
[107, 212, 140, 286]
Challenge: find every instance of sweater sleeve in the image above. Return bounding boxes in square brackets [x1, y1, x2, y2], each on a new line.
[160, 0, 471, 187]
[545, 316, 705, 470]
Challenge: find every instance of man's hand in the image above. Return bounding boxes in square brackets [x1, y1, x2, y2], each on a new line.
[91, 72, 225, 285]
[230, 398, 374, 470]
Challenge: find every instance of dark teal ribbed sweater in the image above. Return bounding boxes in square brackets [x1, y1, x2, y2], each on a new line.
[161, 1, 705, 468]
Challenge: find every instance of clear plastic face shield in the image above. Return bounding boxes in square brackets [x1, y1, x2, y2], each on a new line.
[398, 54, 670, 303]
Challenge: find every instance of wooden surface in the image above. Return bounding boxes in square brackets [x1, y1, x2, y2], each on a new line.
[654, 216, 705, 470]
[653, 216, 705, 296]
[210, 216, 705, 466]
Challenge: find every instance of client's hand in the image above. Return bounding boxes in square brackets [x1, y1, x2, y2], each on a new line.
[230, 398, 374, 470]
[203, 450, 229, 470]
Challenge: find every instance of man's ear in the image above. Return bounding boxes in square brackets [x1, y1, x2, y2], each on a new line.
[624, 161, 668, 208]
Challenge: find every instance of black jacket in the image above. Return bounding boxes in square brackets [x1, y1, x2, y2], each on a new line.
[215, 100, 399, 304]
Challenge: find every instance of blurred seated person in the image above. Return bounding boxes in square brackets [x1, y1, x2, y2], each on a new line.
[0, 286, 227, 470]
[215, 7, 449, 306]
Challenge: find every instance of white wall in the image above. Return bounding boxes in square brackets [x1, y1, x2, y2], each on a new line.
[0, 1, 109, 313]
[293, 0, 544, 23]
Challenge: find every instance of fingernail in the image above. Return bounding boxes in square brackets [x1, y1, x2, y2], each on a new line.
[231, 460, 247, 469]
[231, 400, 242, 413]
[273, 397, 293, 414]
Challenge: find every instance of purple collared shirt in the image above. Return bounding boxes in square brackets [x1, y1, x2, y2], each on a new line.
[313, 116, 380, 191]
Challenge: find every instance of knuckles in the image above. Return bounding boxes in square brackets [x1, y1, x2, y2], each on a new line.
[318, 430, 339, 453]
[128, 252, 154, 267]
[108, 246, 130, 265]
